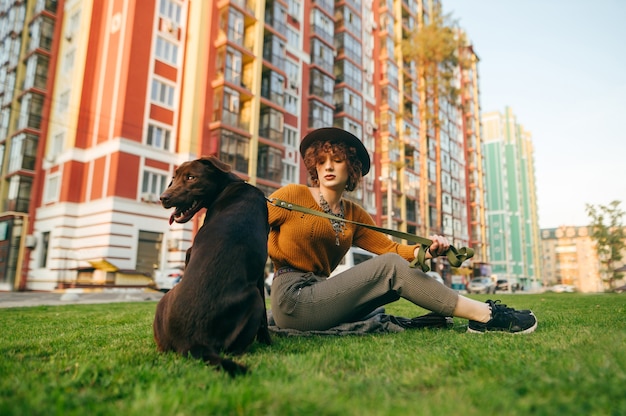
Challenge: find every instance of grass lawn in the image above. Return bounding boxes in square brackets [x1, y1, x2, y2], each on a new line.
[1, 293, 625, 416]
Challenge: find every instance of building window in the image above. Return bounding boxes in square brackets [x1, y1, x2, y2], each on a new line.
[147, 123, 172, 151]
[63, 48, 75, 73]
[284, 126, 298, 147]
[39, 232, 50, 268]
[310, 39, 334, 74]
[309, 101, 333, 129]
[284, 92, 298, 115]
[219, 47, 242, 86]
[150, 78, 175, 107]
[24, 54, 49, 90]
[43, 173, 60, 203]
[257, 144, 282, 183]
[159, 0, 182, 24]
[218, 129, 249, 174]
[58, 90, 70, 113]
[8, 133, 38, 173]
[155, 36, 179, 66]
[18, 93, 44, 130]
[286, 26, 300, 49]
[259, 107, 284, 143]
[6, 176, 32, 213]
[141, 170, 168, 200]
[261, 70, 284, 107]
[227, 7, 244, 46]
[310, 68, 333, 102]
[335, 32, 362, 63]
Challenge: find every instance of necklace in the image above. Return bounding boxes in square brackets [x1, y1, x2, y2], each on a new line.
[319, 192, 345, 246]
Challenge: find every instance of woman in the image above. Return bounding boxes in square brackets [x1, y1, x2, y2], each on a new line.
[267, 127, 536, 334]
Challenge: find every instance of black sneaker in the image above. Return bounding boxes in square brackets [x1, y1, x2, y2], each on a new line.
[467, 300, 537, 334]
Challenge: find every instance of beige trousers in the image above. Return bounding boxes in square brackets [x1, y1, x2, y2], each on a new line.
[270, 253, 459, 331]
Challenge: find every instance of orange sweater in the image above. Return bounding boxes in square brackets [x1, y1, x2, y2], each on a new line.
[268, 184, 417, 277]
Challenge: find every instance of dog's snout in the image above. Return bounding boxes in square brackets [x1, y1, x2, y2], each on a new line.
[160, 192, 171, 205]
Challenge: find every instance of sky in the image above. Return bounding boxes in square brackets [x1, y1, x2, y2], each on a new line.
[443, 0, 626, 229]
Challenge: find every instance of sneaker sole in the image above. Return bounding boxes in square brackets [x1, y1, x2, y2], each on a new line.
[467, 313, 538, 334]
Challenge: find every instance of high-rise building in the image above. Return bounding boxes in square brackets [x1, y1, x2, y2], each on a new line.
[482, 107, 542, 289]
[541, 226, 603, 293]
[0, 0, 487, 291]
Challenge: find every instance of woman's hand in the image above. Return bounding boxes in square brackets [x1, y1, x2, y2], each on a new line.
[414, 235, 450, 259]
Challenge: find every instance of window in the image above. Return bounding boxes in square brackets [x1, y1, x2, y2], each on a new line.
[308, 101, 333, 129]
[311, 9, 333, 44]
[58, 90, 69, 113]
[159, 0, 182, 24]
[219, 129, 249, 173]
[147, 124, 172, 151]
[261, 70, 284, 107]
[217, 86, 240, 127]
[224, 47, 242, 85]
[286, 26, 300, 49]
[257, 144, 282, 182]
[44, 173, 60, 203]
[287, 0, 301, 19]
[18, 93, 44, 130]
[284, 92, 298, 115]
[259, 107, 284, 143]
[8, 133, 37, 173]
[24, 54, 49, 90]
[39, 232, 50, 268]
[141, 170, 168, 198]
[310, 68, 333, 102]
[155, 36, 179, 66]
[51, 132, 64, 158]
[335, 32, 361, 63]
[227, 8, 244, 46]
[285, 59, 299, 85]
[63, 48, 75, 73]
[284, 126, 298, 147]
[150, 78, 175, 107]
[6, 176, 32, 213]
[310, 39, 333, 74]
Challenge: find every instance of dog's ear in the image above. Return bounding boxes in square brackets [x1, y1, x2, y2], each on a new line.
[198, 156, 232, 173]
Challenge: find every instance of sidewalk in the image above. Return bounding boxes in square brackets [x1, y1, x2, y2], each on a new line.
[0, 288, 164, 308]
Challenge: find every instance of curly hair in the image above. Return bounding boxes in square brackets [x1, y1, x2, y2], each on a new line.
[303, 140, 363, 191]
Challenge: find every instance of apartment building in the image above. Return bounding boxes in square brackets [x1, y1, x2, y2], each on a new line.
[0, 0, 487, 291]
[482, 107, 542, 289]
[541, 226, 603, 292]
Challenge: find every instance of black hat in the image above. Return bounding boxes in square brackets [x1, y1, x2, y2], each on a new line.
[299, 127, 371, 176]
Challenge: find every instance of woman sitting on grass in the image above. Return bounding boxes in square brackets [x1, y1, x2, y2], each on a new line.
[267, 127, 537, 334]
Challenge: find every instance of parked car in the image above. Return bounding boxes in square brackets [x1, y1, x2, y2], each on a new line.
[550, 284, 576, 293]
[467, 277, 496, 294]
[154, 266, 184, 292]
[495, 279, 509, 292]
[426, 271, 445, 285]
[265, 247, 376, 295]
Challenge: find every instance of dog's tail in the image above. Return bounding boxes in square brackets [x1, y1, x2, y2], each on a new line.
[189, 347, 248, 377]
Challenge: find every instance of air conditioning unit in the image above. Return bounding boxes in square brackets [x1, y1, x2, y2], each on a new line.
[141, 193, 159, 203]
[365, 123, 374, 135]
[25, 234, 37, 249]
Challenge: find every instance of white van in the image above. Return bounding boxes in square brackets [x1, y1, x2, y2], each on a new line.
[330, 247, 376, 276]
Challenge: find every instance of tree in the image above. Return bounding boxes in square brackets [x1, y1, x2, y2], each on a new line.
[586, 200, 625, 290]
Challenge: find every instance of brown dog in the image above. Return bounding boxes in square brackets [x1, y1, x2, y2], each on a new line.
[153, 156, 271, 376]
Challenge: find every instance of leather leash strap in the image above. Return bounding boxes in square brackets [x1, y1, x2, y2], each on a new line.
[267, 197, 474, 272]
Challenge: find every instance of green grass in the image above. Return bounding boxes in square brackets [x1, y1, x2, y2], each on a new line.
[1, 294, 625, 415]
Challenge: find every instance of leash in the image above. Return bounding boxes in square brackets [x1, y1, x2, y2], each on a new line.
[267, 197, 474, 272]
